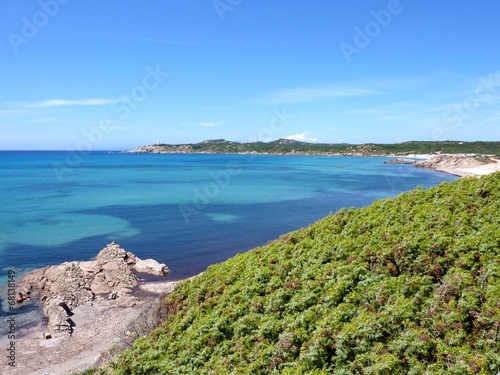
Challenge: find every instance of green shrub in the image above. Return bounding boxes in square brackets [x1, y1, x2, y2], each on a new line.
[109, 173, 500, 374]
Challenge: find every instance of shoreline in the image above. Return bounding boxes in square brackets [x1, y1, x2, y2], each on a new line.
[127, 150, 500, 177]
[127, 140, 500, 157]
[426, 165, 500, 178]
[1, 155, 498, 374]
[128, 150, 426, 157]
[1, 280, 180, 375]
[411, 155, 500, 178]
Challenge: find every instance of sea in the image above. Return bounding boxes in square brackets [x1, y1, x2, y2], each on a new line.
[0, 151, 458, 332]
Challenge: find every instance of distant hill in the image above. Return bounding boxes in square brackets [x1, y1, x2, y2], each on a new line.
[129, 140, 500, 156]
[200, 139, 238, 144]
[269, 138, 309, 145]
[90, 172, 500, 374]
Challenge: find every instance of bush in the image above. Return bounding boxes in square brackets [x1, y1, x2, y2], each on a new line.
[109, 173, 500, 374]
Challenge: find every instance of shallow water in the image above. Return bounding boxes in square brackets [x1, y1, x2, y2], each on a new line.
[0, 152, 457, 328]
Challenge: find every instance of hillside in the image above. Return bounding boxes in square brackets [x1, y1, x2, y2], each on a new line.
[129, 140, 500, 156]
[92, 173, 499, 374]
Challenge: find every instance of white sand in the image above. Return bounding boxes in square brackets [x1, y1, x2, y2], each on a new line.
[404, 154, 434, 160]
[457, 162, 500, 176]
[419, 155, 500, 177]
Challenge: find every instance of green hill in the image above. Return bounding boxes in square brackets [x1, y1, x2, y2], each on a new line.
[99, 173, 499, 374]
[133, 140, 500, 156]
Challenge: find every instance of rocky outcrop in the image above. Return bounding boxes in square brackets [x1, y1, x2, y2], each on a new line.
[16, 242, 169, 335]
[413, 154, 492, 171]
[384, 158, 414, 165]
[134, 258, 170, 276]
[127, 142, 384, 156]
[128, 144, 195, 153]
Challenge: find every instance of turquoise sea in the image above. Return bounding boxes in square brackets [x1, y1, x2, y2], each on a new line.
[0, 152, 457, 323]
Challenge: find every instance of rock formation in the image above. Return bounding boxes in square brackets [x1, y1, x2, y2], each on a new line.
[412, 154, 492, 170]
[16, 242, 169, 335]
[412, 154, 496, 176]
[128, 144, 196, 153]
[384, 158, 414, 165]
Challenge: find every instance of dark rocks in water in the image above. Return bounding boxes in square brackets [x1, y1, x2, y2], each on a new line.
[384, 158, 414, 165]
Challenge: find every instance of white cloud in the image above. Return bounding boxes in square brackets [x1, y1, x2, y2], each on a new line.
[250, 77, 437, 105]
[362, 76, 432, 91]
[251, 85, 377, 105]
[285, 132, 318, 142]
[7, 98, 116, 109]
[198, 120, 224, 127]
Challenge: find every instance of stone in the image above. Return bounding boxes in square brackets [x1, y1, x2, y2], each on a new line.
[108, 291, 119, 300]
[413, 154, 492, 170]
[134, 258, 170, 276]
[16, 242, 170, 335]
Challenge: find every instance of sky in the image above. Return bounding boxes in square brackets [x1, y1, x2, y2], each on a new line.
[0, 0, 499, 150]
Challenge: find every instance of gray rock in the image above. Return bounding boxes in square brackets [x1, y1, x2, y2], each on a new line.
[134, 258, 170, 276]
[16, 242, 170, 335]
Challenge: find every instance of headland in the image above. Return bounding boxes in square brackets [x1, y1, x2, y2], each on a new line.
[129, 139, 500, 177]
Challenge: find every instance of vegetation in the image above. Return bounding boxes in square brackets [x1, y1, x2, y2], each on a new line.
[148, 139, 500, 156]
[374, 141, 500, 156]
[90, 173, 499, 374]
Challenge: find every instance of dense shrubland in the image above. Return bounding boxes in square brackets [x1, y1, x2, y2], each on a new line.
[93, 173, 499, 374]
[149, 140, 500, 156]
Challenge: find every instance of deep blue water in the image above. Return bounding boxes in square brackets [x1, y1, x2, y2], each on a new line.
[0, 151, 457, 318]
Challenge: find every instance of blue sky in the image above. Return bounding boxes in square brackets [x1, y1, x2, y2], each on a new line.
[1, 0, 499, 150]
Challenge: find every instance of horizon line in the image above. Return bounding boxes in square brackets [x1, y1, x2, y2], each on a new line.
[1, 139, 499, 152]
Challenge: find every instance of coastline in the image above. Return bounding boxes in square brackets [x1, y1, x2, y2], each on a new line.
[1, 280, 180, 375]
[411, 155, 500, 177]
[455, 159, 500, 176]
[127, 140, 500, 157]
[1, 154, 498, 374]
[128, 145, 500, 178]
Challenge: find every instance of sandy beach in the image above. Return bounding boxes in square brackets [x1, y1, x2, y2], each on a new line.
[456, 158, 500, 176]
[411, 155, 500, 177]
[1, 281, 179, 375]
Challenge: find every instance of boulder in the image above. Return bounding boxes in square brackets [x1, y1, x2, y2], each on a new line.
[43, 298, 73, 333]
[134, 258, 169, 276]
[16, 242, 169, 335]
